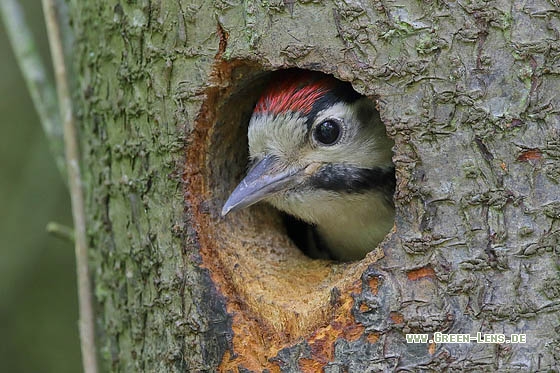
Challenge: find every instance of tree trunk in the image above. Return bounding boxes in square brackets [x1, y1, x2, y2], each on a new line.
[70, 0, 560, 371]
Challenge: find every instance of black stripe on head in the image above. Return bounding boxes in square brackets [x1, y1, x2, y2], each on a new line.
[305, 78, 362, 129]
[309, 164, 395, 200]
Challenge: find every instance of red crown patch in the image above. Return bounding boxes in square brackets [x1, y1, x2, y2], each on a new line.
[254, 71, 336, 115]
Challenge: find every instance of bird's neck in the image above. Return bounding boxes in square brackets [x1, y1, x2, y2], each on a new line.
[270, 191, 394, 261]
[315, 192, 394, 261]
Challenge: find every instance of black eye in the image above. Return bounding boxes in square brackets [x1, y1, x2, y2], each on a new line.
[313, 120, 342, 145]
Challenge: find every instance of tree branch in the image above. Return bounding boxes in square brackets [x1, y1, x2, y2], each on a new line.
[40, 1, 98, 372]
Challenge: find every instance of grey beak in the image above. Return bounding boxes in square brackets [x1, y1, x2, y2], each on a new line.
[221, 155, 302, 216]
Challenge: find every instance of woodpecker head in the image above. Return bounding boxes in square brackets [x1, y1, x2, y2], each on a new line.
[222, 70, 395, 261]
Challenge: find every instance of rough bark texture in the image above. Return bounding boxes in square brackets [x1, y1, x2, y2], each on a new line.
[70, 0, 559, 371]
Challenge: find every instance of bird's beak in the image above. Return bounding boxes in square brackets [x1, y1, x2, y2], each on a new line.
[221, 155, 304, 216]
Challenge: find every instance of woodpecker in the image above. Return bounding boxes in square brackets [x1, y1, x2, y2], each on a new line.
[222, 70, 395, 261]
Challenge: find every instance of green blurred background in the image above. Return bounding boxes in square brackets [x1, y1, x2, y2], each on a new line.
[0, 1, 81, 371]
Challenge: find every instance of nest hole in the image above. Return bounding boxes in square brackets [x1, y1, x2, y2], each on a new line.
[193, 65, 391, 341]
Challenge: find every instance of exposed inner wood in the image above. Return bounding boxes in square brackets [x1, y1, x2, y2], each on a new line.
[185, 64, 387, 370]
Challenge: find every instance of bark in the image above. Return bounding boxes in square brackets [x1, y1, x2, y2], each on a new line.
[70, 0, 560, 371]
